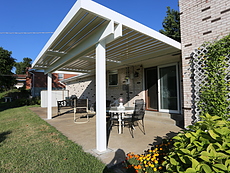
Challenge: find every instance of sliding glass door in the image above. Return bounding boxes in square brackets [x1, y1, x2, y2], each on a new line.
[158, 64, 180, 113]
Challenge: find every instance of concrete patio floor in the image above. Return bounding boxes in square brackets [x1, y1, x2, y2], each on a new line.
[29, 107, 183, 170]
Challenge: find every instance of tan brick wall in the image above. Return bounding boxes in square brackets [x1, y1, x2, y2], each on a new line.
[66, 65, 144, 107]
[179, 0, 230, 127]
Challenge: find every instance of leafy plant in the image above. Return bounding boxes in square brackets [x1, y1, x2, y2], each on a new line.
[198, 34, 230, 119]
[163, 113, 230, 172]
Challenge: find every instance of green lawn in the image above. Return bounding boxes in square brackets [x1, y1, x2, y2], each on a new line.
[0, 106, 109, 173]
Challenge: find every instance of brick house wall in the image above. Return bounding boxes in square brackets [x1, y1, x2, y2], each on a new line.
[66, 65, 144, 108]
[179, 0, 230, 127]
[26, 70, 77, 97]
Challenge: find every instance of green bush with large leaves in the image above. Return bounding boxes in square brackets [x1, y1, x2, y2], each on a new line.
[163, 113, 230, 172]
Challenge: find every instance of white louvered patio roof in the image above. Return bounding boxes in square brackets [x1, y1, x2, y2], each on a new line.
[32, 0, 181, 153]
[32, 0, 181, 75]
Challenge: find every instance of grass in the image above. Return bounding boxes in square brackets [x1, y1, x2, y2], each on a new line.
[0, 106, 108, 173]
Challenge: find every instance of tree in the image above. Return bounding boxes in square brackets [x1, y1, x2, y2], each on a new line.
[0, 47, 17, 91]
[159, 6, 181, 42]
[15, 57, 32, 74]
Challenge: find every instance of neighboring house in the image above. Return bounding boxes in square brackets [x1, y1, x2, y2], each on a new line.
[26, 69, 78, 97]
[31, 0, 230, 152]
[179, 0, 230, 127]
[13, 74, 27, 88]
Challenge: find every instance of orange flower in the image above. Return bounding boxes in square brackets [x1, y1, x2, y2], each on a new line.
[134, 166, 139, 169]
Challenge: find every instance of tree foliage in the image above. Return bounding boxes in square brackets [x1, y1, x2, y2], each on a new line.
[15, 57, 32, 74]
[159, 6, 181, 42]
[0, 47, 17, 91]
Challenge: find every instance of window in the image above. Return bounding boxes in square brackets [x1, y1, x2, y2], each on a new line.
[109, 70, 118, 85]
[58, 73, 64, 80]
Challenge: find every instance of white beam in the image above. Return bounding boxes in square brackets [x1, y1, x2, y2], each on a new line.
[47, 73, 52, 119]
[44, 20, 118, 74]
[96, 40, 107, 152]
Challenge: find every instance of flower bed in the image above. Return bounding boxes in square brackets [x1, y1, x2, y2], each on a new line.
[125, 139, 173, 173]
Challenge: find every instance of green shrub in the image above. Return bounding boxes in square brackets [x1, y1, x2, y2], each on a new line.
[163, 113, 230, 173]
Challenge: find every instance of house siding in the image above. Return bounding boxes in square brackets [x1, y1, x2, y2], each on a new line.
[179, 0, 230, 127]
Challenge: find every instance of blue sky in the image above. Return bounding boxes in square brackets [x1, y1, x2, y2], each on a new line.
[0, 0, 179, 69]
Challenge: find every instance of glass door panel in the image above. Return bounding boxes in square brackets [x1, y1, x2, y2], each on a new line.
[145, 67, 158, 110]
[158, 64, 179, 113]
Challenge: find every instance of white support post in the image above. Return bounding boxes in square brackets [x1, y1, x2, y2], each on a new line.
[47, 73, 52, 119]
[96, 40, 107, 152]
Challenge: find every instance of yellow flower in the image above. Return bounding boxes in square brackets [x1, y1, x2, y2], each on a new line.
[151, 157, 156, 161]
[154, 160, 158, 164]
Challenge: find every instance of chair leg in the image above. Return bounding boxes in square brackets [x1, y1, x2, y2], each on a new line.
[127, 122, 134, 138]
[108, 118, 113, 131]
[141, 119, 145, 135]
[137, 119, 145, 135]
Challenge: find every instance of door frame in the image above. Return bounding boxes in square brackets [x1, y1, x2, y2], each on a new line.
[157, 63, 180, 114]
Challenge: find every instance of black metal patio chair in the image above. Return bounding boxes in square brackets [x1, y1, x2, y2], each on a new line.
[123, 99, 146, 138]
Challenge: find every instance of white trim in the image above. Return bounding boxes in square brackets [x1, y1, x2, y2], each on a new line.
[54, 71, 81, 75]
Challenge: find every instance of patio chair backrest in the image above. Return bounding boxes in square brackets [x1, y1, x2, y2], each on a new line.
[75, 99, 88, 113]
[77, 99, 88, 107]
[133, 99, 145, 120]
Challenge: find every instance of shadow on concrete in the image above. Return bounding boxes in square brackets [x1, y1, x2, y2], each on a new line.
[103, 148, 126, 173]
[149, 131, 180, 147]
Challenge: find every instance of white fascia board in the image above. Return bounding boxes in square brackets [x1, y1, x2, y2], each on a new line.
[81, 0, 181, 50]
[28, 69, 44, 73]
[54, 71, 81, 75]
[61, 73, 91, 83]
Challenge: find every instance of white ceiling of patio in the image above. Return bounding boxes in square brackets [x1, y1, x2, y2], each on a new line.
[32, 0, 181, 75]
